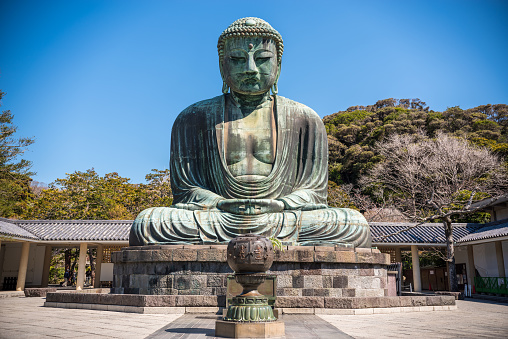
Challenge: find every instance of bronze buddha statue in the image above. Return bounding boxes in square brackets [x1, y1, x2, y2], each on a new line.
[129, 17, 372, 248]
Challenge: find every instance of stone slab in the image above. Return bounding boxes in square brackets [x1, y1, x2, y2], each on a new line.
[113, 246, 389, 265]
[44, 292, 455, 310]
[24, 288, 57, 297]
[215, 320, 285, 338]
[281, 308, 315, 314]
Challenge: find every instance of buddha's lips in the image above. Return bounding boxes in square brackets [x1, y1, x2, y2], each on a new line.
[242, 77, 259, 84]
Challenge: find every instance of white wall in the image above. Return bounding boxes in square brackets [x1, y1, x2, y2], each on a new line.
[490, 206, 508, 221]
[473, 243, 499, 277]
[503, 240, 508, 275]
[30, 245, 46, 286]
[495, 208, 508, 221]
[455, 245, 468, 264]
[0, 242, 45, 287]
[2, 243, 22, 282]
[0, 244, 5, 288]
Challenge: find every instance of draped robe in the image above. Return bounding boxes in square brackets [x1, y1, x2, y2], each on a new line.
[129, 94, 371, 247]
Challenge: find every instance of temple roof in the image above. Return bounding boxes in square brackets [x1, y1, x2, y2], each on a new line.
[0, 218, 131, 242]
[369, 222, 481, 245]
[0, 218, 39, 240]
[0, 218, 490, 245]
[456, 218, 508, 243]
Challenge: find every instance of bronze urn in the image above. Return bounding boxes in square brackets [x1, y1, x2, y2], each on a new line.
[227, 234, 274, 273]
[224, 234, 276, 322]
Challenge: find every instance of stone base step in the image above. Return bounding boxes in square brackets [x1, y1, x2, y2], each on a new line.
[43, 301, 457, 314]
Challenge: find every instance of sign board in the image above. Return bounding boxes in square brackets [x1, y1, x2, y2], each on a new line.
[100, 263, 114, 281]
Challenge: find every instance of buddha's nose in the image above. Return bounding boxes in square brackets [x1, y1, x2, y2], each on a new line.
[245, 55, 258, 75]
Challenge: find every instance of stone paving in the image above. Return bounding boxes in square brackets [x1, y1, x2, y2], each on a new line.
[320, 298, 508, 339]
[0, 296, 507, 338]
[0, 296, 181, 338]
[146, 314, 352, 339]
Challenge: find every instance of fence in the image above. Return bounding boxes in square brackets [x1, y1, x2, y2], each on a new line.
[474, 277, 508, 295]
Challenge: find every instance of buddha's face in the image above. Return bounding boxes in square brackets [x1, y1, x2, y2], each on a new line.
[222, 37, 278, 95]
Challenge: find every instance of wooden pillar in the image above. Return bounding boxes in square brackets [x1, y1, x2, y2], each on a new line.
[94, 244, 104, 288]
[411, 245, 422, 292]
[41, 245, 52, 287]
[467, 244, 476, 287]
[76, 243, 87, 290]
[16, 242, 30, 291]
[495, 241, 505, 278]
[395, 247, 402, 262]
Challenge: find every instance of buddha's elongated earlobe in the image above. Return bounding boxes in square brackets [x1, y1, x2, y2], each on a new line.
[219, 61, 229, 94]
[222, 81, 229, 94]
[271, 83, 278, 95]
[271, 62, 281, 95]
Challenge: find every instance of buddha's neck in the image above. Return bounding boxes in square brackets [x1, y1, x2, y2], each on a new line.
[231, 91, 271, 109]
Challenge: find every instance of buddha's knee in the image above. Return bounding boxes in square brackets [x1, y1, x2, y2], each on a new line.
[134, 206, 177, 222]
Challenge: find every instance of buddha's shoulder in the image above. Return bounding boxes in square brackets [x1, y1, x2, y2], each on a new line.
[276, 95, 321, 121]
[179, 95, 223, 115]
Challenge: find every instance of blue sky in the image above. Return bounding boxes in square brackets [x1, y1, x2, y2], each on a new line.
[1, 0, 507, 185]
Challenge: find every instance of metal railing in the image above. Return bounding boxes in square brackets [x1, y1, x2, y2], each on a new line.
[474, 277, 508, 295]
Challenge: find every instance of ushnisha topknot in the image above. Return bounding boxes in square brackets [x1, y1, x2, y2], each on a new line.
[217, 17, 284, 65]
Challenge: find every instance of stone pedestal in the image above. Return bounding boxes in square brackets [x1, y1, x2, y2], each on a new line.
[112, 245, 390, 298]
[215, 320, 285, 338]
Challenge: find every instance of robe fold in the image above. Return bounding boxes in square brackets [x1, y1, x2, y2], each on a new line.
[129, 94, 372, 247]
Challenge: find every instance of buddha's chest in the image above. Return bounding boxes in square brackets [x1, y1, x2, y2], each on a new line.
[223, 106, 277, 176]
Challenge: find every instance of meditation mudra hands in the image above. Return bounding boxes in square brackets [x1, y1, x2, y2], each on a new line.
[217, 199, 284, 215]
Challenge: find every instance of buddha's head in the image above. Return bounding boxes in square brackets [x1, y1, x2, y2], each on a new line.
[218, 17, 284, 95]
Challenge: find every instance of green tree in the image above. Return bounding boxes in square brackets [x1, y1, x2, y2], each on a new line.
[323, 99, 508, 186]
[0, 90, 35, 218]
[143, 168, 172, 207]
[23, 168, 172, 220]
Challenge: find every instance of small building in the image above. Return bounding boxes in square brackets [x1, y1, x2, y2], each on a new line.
[455, 195, 508, 295]
[0, 219, 130, 291]
[371, 222, 480, 292]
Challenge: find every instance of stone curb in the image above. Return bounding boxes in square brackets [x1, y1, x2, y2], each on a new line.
[45, 293, 455, 309]
[24, 288, 57, 297]
[43, 302, 457, 314]
[0, 291, 25, 299]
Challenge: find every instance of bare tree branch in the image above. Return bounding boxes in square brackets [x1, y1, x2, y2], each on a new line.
[361, 132, 508, 291]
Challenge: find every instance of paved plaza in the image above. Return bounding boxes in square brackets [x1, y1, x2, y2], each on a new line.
[319, 298, 508, 338]
[0, 296, 507, 338]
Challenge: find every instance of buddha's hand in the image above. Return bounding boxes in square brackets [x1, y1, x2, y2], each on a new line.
[217, 199, 284, 215]
[301, 203, 328, 211]
[173, 203, 213, 211]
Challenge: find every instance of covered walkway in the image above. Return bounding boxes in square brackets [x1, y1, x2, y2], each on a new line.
[1, 217, 507, 294]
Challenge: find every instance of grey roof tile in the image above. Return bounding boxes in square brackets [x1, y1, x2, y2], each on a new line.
[0, 219, 486, 245]
[457, 218, 508, 243]
[0, 218, 38, 240]
[370, 222, 480, 244]
[11, 220, 132, 241]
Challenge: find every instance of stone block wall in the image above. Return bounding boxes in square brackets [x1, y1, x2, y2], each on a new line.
[111, 245, 390, 297]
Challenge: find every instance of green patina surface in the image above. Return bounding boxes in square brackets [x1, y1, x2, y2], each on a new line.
[129, 17, 372, 248]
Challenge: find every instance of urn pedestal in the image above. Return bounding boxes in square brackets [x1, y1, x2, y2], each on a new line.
[215, 234, 285, 338]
